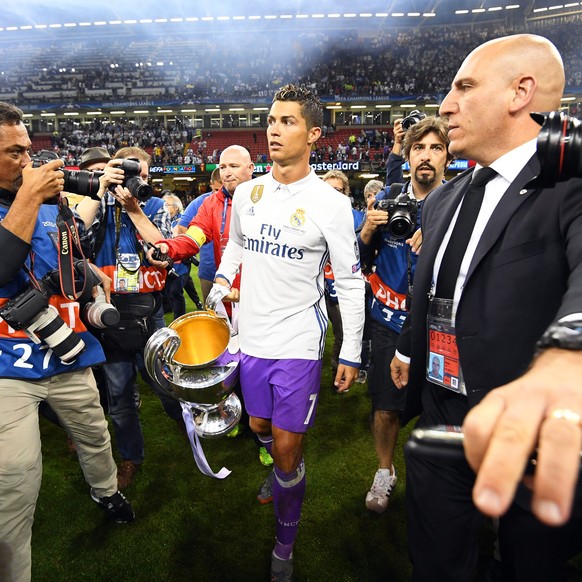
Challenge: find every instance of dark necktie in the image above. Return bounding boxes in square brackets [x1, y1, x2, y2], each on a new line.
[435, 167, 498, 299]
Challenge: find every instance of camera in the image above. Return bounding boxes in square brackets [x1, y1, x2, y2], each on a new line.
[44, 260, 119, 329]
[32, 150, 103, 200]
[0, 259, 117, 362]
[83, 286, 120, 329]
[43, 258, 101, 305]
[532, 110, 582, 187]
[31, 152, 153, 203]
[401, 109, 427, 131]
[110, 158, 153, 202]
[375, 193, 418, 239]
[0, 286, 85, 363]
[151, 245, 174, 269]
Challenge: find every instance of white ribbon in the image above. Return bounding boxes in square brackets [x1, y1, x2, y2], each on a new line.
[181, 403, 231, 480]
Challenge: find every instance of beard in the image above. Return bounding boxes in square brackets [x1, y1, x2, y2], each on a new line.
[12, 176, 23, 192]
[414, 166, 437, 187]
[415, 172, 436, 186]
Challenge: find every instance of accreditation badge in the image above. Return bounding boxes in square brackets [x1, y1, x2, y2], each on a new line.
[115, 252, 140, 293]
[426, 297, 467, 395]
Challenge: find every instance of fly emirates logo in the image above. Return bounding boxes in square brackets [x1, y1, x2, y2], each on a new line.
[242, 223, 305, 261]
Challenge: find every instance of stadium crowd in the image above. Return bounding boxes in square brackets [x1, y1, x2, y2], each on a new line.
[47, 120, 395, 168]
[1, 20, 581, 105]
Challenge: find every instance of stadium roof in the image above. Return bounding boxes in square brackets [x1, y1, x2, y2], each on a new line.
[2, 0, 581, 35]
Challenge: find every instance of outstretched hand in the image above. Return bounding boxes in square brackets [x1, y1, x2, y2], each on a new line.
[463, 348, 582, 526]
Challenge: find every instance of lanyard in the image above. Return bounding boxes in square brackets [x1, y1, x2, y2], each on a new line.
[114, 203, 144, 273]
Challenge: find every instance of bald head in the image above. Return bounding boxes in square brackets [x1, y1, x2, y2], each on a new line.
[220, 145, 252, 165]
[219, 145, 254, 194]
[472, 34, 565, 111]
[440, 34, 565, 165]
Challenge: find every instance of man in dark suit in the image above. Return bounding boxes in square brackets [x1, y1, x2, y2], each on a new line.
[391, 34, 582, 581]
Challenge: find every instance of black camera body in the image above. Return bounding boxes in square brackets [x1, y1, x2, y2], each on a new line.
[532, 110, 582, 187]
[42, 259, 100, 304]
[32, 150, 103, 200]
[42, 260, 120, 329]
[110, 158, 153, 202]
[1, 286, 50, 331]
[0, 283, 85, 363]
[401, 109, 427, 131]
[151, 245, 174, 269]
[0, 260, 119, 361]
[375, 193, 418, 239]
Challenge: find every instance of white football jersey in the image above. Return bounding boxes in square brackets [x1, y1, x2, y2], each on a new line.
[217, 169, 365, 364]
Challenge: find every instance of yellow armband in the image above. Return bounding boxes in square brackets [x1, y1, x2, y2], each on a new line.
[185, 225, 207, 247]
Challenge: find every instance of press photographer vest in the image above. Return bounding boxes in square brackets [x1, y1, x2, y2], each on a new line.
[366, 182, 423, 334]
[0, 204, 104, 379]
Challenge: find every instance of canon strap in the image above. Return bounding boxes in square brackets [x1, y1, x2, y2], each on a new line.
[55, 197, 91, 300]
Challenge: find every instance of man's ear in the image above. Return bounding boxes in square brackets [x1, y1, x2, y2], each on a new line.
[307, 126, 322, 145]
[509, 75, 537, 114]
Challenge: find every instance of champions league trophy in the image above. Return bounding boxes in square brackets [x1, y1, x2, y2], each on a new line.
[144, 293, 241, 478]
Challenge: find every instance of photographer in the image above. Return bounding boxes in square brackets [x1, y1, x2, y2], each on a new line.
[76, 146, 183, 490]
[357, 116, 452, 513]
[0, 102, 133, 582]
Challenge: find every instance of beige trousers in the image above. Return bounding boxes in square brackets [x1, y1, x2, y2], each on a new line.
[0, 367, 117, 582]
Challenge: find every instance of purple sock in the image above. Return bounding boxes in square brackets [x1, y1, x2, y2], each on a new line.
[258, 434, 273, 456]
[273, 459, 306, 559]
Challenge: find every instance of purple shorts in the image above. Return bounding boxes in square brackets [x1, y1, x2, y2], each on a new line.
[239, 355, 323, 433]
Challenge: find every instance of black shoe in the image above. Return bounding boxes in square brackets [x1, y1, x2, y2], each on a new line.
[90, 489, 135, 523]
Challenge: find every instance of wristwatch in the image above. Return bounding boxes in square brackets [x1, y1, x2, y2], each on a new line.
[537, 319, 582, 350]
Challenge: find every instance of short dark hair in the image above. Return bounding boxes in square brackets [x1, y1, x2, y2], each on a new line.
[0, 101, 24, 126]
[272, 84, 323, 130]
[402, 116, 453, 163]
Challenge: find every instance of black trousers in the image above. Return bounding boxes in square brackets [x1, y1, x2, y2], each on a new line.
[405, 382, 582, 582]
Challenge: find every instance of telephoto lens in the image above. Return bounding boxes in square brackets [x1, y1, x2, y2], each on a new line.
[83, 287, 120, 329]
[63, 169, 104, 200]
[27, 305, 85, 362]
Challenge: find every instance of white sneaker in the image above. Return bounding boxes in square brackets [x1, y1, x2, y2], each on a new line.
[365, 467, 397, 514]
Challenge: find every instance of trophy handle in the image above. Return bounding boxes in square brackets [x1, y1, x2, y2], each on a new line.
[144, 327, 181, 396]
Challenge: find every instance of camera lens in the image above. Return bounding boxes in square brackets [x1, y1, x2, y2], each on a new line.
[83, 296, 120, 329]
[401, 110, 426, 131]
[535, 110, 582, 187]
[389, 211, 415, 239]
[125, 176, 153, 202]
[29, 306, 85, 362]
[63, 169, 104, 200]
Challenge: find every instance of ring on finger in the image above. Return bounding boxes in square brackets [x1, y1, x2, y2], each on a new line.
[548, 408, 582, 426]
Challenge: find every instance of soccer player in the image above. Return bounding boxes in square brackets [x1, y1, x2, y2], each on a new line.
[212, 84, 365, 580]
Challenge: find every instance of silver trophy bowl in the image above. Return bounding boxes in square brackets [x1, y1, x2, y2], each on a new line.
[144, 311, 241, 438]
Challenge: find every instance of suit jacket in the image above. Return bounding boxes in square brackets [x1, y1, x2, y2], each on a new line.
[399, 153, 582, 424]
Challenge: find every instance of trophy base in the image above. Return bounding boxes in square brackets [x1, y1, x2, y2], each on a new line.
[190, 393, 242, 439]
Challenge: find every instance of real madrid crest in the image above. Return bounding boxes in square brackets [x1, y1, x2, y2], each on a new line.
[250, 185, 264, 204]
[290, 208, 306, 228]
